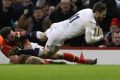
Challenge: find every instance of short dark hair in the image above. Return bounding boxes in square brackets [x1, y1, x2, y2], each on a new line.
[93, 2, 107, 13]
[0, 27, 12, 39]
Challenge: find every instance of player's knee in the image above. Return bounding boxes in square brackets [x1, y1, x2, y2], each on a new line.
[50, 53, 63, 59]
[40, 49, 55, 58]
[45, 45, 59, 56]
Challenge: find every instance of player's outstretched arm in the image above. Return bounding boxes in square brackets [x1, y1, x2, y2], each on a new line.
[19, 31, 47, 41]
[19, 31, 37, 40]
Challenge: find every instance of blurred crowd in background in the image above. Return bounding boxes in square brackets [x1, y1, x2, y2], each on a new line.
[0, 0, 120, 47]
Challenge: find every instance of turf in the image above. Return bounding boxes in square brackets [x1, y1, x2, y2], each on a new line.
[0, 64, 120, 80]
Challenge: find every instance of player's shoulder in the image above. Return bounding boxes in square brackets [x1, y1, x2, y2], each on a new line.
[77, 8, 93, 14]
[77, 8, 94, 20]
[85, 18, 97, 28]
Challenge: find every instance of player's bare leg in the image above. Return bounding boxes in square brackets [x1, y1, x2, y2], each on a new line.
[25, 56, 49, 64]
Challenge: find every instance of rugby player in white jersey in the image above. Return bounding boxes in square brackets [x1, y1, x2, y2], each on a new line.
[20, 2, 107, 59]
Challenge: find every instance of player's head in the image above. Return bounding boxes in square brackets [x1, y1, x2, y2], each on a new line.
[93, 2, 107, 22]
[0, 27, 22, 43]
[0, 27, 12, 39]
[0, 27, 18, 42]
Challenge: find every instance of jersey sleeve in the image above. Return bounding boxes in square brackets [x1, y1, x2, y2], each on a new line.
[85, 21, 103, 44]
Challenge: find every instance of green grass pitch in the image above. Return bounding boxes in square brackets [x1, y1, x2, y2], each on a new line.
[0, 64, 120, 80]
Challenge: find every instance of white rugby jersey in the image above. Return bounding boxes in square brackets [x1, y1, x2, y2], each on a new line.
[45, 9, 103, 46]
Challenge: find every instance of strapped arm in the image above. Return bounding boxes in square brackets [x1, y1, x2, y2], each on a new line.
[19, 31, 43, 40]
[85, 22, 103, 44]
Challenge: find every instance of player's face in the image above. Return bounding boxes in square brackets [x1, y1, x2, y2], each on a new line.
[97, 10, 106, 22]
[8, 31, 20, 42]
[100, 10, 106, 21]
[8, 31, 15, 41]
[15, 28, 27, 36]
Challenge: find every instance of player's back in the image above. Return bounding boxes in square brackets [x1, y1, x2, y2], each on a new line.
[46, 9, 96, 42]
[57, 8, 96, 39]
